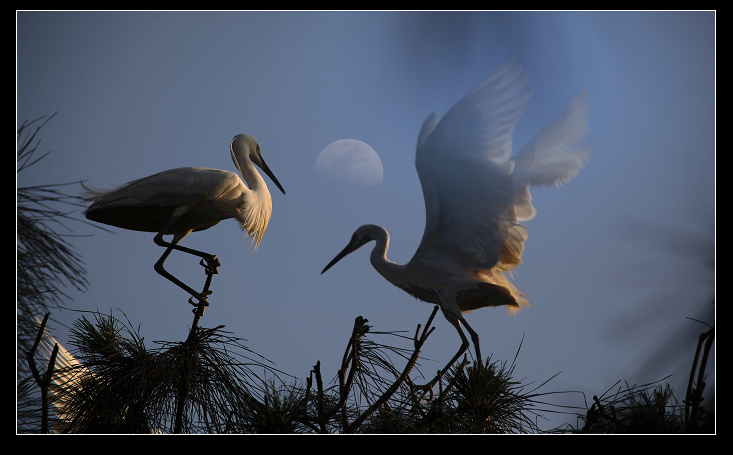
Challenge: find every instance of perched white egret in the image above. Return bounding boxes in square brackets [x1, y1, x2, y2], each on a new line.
[322, 62, 589, 378]
[84, 134, 285, 306]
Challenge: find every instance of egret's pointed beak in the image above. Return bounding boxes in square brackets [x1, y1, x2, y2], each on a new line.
[321, 234, 367, 274]
[258, 155, 286, 195]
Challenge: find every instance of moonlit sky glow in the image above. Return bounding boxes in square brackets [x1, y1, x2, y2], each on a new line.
[17, 11, 714, 429]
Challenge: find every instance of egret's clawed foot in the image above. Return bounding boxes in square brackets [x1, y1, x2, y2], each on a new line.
[189, 256, 217, 316]
[189, 294, 210, 316]
[200, 256, 221, 275]
[188, 290, 212, 307]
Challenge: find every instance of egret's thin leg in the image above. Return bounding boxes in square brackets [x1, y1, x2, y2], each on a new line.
[154, 231, 221, 276]
[412, 307, 471, 391]
[154, 236, 219, 266]
[461, 317, 482, 366]
[154, 233, 211, 305]
[411, 333, 468, 393]
[152, 207, 218, 265]
[152, 206, 219, 305]
[442, 323, 471, 374]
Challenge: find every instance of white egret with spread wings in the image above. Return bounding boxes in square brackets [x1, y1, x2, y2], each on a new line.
[322, 62, 589, 380]
[84, 134, 285, 310]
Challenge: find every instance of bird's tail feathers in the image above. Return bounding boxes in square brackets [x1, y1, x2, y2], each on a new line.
[470, 268, 530, 315]
[79, 181, 107, 203]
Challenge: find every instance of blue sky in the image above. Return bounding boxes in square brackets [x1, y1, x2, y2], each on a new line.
[17, 11, 715, 430]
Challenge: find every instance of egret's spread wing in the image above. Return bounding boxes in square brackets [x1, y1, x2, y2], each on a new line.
[512, 90, 590, 221]
[413, 62, 531, 270]
[417, 61, 531, 167]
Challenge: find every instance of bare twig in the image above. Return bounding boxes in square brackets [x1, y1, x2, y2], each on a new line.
[345, 306, 439, 433]
[26, 313, 60, 433]
[684, 325, 714, 430]
[336, 316, 369, 428]
[310, 361, 328, 433]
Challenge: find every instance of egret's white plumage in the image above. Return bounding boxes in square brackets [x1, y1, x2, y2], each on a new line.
[84, 134, 285, 304]
[322, 62, 589, 376]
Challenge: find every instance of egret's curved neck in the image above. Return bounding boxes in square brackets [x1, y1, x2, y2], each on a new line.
[234, 159, 273, 249]
[237, 160, 268, 195]
[369, 227, 407, 288]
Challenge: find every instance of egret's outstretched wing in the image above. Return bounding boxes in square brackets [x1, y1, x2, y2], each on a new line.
[412, 62, 531, 270]
[512, 89, 590, 221]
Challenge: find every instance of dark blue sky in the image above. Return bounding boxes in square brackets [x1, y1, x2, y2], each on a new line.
[17, 11, 714, 430]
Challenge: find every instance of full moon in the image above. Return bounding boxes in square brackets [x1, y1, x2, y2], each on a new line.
[316, 139, 383, 186]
